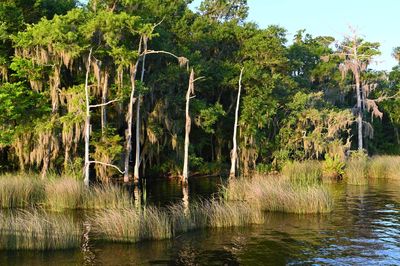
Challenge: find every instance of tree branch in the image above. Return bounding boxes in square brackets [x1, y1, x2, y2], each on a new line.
[89, 99, 120, 108]
[89, 160, 125, 174]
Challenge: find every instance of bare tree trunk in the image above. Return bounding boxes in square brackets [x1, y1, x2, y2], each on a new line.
[101, 70, 109, 133]
[124, 38, 143, 183]
[84, 48, 93, 187]
[229, 67, 244, 179]
[134, 37, 148, 184]
[182, 69, 195, 183]
[355, 70, 363, 151]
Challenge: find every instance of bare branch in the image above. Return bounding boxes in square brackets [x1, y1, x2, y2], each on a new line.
[89, 99, 120, 108]
[89, 160, 125, 174]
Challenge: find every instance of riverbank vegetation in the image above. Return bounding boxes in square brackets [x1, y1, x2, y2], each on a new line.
[1, 0, 400, 250]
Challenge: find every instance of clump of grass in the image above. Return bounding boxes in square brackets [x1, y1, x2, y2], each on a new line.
[368, 156, 400, 180]
[44, 177, 84, 210]
[282, 160, 322, 186]
[0, 209, 81, 250]
[82, 184, 132, 209]
[204, 199, 264, 227]
[0, 174, 44, 208]
[91, 207, 171, 243]
[141, 207, 172, 240]
[345, 158, 368, 185]
[224, 174, 333, 214]
[168, 203, 207, 234]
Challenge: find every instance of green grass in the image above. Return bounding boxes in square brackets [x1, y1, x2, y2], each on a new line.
[224, 174, 333, 214]
[0, 209, 81, 250]
[282, 160, 322, 186]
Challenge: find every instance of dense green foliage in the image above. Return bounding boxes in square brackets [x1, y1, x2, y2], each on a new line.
[0, 0, 399, 180]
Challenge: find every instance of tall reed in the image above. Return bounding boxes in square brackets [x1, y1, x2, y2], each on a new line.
[82, 184, 132, 209]
[44, 177, 84, 210]
[224, 174, 333, 214]
[282, 161, 322, 186]
[344, 158, 368, 185]
[0, 209, 81, 250]
[367, 156, 400, 180]
[0, 174, 44, 208]
[91, 207, 171, 243]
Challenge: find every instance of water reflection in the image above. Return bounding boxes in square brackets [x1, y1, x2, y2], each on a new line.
[0, 179, 399, 265]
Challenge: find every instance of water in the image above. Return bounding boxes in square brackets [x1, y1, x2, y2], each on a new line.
[0, 178, 399, 265]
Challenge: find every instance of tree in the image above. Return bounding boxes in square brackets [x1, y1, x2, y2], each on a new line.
[199, 0, 248, 22]
[229, 67, 243, 179]
[337, 30, 381, 151]
[182, 69, 195, 183]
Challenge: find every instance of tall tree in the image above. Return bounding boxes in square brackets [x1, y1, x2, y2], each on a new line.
[337, 30, 381, 151]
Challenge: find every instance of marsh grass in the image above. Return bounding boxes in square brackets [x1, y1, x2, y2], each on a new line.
[91, 207, 171, 243]
[91, 199, 264, 243]
[224, 174, 333, 214]
[345, 158, 368, 185]
[0, 174, 44, 208]
[44, 177, 84, 210]
[0, 174, 132, 210]
[282, 161, 322, 186]
[82, 184, 132, 209]
[204, 199, 264, 227]
[367, 156, 400, 180]
[0, 209, 81, 250]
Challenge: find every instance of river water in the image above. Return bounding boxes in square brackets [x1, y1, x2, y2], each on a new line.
[0, 178, 399, 265]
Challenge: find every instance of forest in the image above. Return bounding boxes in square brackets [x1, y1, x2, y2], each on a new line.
[0, 0, 400, 262]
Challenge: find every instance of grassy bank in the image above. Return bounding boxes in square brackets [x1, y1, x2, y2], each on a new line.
[0, 175, 132, 210]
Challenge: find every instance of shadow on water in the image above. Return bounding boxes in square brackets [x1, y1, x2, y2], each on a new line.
[0, 178, 400, 265]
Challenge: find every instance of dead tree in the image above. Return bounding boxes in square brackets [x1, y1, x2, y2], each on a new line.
[133, 36, 148, 184]
[182, 69, 195, 183]
[229, 67, 244, 179]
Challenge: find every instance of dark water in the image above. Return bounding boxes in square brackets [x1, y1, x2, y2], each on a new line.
[1, 178, 399, 265]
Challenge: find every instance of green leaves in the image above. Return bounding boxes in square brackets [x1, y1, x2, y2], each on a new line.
[0, 82, 47, 146]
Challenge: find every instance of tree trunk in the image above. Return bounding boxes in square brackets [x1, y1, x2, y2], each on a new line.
[134, 37, 147, 184]
[182, 69, 195, 183]
[84, 48, 93, 187]
[124, 63, 139, 183]
[124, 37, 143, 183]
[355, 70, 363, 151]
[229, 67, 244, 179]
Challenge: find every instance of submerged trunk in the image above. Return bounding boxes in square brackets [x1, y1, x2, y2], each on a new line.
[182, 69, 195, 183]
[134, 37, 147, 184]
[229, 67, 244, 179]
[84, 49, 93, 187]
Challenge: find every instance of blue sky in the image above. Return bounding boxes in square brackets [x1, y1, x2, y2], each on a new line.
[190, 0, 399, 71]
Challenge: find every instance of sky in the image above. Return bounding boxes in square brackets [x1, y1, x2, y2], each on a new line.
[190, 0, 399, 71]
